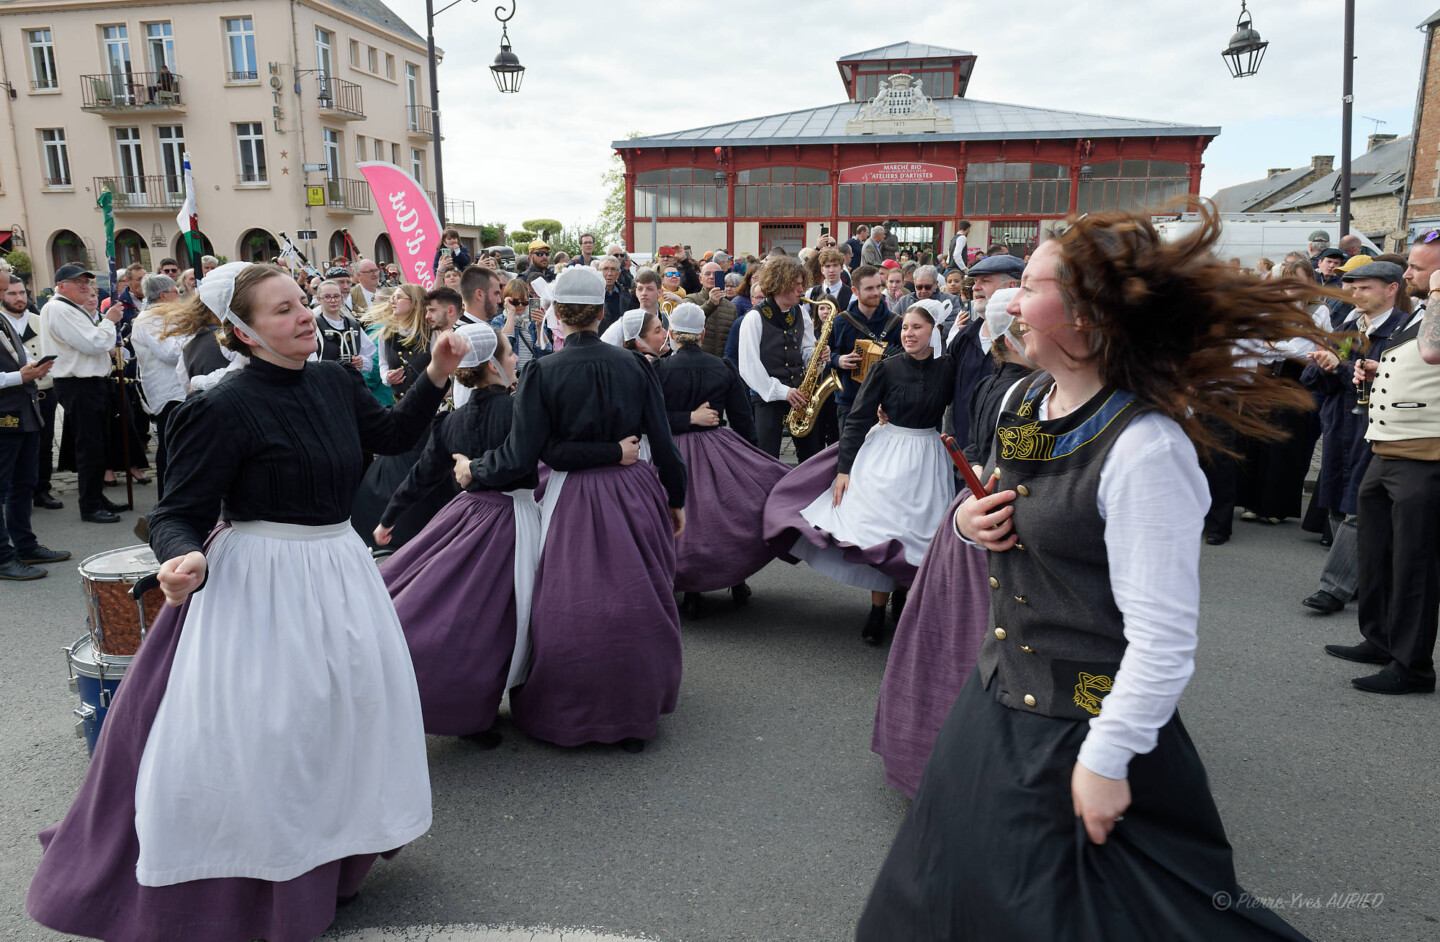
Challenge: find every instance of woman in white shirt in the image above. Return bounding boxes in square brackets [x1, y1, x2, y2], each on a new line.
[858, 209, 1326, 942]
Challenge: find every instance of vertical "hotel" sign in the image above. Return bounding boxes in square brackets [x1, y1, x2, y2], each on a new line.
[269, 62, 284, 132]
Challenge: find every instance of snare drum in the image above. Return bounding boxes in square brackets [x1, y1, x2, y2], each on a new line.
[66, 636, 128, 756]
[78, 545, 163, 658]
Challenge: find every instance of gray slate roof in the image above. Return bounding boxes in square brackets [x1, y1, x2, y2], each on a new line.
[617, 97, 1218, 150]
[1209, 166, 1314, 212]
[1271, 136, 1410, 210]
[837, 42, 975, 62]
[330, 0, 423, 43]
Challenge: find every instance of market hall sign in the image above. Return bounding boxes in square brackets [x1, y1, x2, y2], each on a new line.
[838, 163, 958, 185]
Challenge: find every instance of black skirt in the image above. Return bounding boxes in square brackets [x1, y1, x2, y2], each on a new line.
[349, 433, 457, 552]
[857, 670, 1311, 942]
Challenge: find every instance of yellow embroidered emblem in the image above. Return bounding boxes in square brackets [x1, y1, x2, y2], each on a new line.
[1074, 672, 1113, 716]
[997, 420, 1054, 461]
[0, 415, 18, 429]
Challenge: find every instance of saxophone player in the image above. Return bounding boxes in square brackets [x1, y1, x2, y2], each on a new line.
[737, 257, 828, 460]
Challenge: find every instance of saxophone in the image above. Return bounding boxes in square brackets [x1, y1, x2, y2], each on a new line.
[785, 296, 841, 438]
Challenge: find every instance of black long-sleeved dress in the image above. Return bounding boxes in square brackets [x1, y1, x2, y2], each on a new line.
[149, 356, 447, 561]
[471, 330, 687, 507]
[838, 352, 956, 475]
[652, 344, 757, 443]
[380, 385, 622, 527]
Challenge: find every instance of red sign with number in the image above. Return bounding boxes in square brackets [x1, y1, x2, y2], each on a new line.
[838, 162, 958, 185]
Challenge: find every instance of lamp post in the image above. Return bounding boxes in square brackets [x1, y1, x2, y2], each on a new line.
[425, 0, 525, 228]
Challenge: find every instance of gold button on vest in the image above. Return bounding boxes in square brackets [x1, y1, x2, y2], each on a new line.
[994, 627, 1007, 640]
[1016, 484, 1030, 497]
[1015, 595, 1029, 604]
[988, 576, 999, 589]
[1023, 694, 1037, 707]
[1020, 645, 1035, 653]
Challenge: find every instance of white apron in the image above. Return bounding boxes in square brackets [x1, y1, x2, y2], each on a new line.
[133, 520, 432, 887]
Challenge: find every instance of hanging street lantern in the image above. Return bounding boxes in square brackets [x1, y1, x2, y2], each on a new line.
[1222, 1, 1269, 78]
[490, 1, 525, 94]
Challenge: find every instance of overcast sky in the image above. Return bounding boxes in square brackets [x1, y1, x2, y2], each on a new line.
[387, 0, 1438, 234]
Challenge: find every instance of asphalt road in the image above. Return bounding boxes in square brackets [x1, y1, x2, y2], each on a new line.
[1, 489, 1437, 942]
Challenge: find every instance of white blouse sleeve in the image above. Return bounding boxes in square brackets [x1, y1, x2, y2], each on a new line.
[1077, 412, 1209, 780]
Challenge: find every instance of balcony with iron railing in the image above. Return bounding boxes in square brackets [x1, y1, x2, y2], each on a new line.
[317, 75, 364, 120]
[323, 177, 371, 213]
[94, 176, 185, 212]
[406, 104, 434, 140]
[81, 71, 184, 113]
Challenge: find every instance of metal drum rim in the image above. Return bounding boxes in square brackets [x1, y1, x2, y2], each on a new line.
[77, 544, 160, 582]
[66, 635, 132, 679]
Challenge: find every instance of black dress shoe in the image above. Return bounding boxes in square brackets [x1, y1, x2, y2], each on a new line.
[679, 592, 704, 619]
[1319, 536, 1334, 548]
[101, 498, 128, 513]
[81, 510, 121, 524]
[462, 724, 503, 749]
[1351, 669, 1435, 695]
[19, 545, 70, 565]
[1302, 590, 1345, 614]
[1324, 640, 1387, 664]
[730, 581, 753, 605]
[619, 737, 646, 754]
[33, 491, 62, 510]
[1205, 533, 1229, 545]
[889, 587, 908, 621]
[103, 478, 118, 488]
[0, 560, 47, 581]
[861, 604, 887, 646]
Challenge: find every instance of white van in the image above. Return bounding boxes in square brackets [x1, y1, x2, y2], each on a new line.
[1153, 213, 1381, 268]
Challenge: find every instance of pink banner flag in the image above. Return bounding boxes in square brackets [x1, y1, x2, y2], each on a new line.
[357, 161, 441, 289]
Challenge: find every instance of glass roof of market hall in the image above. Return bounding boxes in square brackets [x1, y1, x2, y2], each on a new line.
[615, 41, 1219, 150]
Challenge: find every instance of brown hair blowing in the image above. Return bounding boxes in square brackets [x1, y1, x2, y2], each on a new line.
[1052, 204, 1333, 456]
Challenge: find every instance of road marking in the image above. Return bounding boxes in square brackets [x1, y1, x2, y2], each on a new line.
[327, 926, 667, 942]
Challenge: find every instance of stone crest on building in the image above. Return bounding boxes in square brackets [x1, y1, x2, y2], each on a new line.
[846, 73, 954, 135]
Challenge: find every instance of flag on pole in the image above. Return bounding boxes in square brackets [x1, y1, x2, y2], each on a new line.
[175, 152, 200, 270]
[96, 188, 117, 297]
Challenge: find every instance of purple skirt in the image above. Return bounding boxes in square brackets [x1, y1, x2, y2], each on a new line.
[382, 490, 519, 736]
[512, 463, 681, 746]
[27, 598, 394, 942]
[871, 493, 992, 797]
[762, 443, 917, 588]
[674, 427, 791, 593]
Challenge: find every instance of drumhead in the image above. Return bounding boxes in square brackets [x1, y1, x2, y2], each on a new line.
[79, 545, 159, 581]
[67, 636, 129, 679]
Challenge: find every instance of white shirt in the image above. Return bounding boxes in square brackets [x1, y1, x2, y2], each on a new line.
[961, 384, 1208, 781]
[1, 310, 29, 388]
[737, 307, 817, 403]
[130, 315, 187, 409]
[40, 295, 117, 378]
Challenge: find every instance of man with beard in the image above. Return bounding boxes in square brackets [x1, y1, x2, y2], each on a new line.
[0, 274, 69, 577]
[946, 253, 1021, 448]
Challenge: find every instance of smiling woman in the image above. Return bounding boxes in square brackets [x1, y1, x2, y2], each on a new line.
[28, 262, 472, 942]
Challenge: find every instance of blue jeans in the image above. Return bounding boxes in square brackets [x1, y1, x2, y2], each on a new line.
[0, 429, 40, 564]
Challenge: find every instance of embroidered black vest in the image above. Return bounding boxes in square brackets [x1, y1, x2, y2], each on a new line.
[977, 373, 1151, 721]
[756, 300, 806, 387]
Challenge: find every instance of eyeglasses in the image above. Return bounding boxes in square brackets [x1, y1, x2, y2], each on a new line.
[161, 268, 179, 275]
[915, 283, 936, 291]
[1420, 230, 1440, 245]
[664, 270, 679, 277]
[533, 250, 550, 256]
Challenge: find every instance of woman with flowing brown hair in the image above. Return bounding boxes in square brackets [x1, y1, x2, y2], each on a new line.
[858, 207, 1322, 942]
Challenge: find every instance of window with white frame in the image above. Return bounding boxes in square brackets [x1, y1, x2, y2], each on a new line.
[323, 128, 341, 180]
[411, 149, 424, 184]
[145, 22, 175, 72]
[391, 142, 400, 165]
[28, 29, 58, 90]
[40, 129, 70, 185]
[349, 39, 359, 67]
[225, 17, 257, 80]
[385, 54, 395, 79]
[405, 63, 419, 109]
[373, 138, 383, 161]
[158, 125, 185, 192]
[235, 123, 267, 183]
[315, 28, 333, 85]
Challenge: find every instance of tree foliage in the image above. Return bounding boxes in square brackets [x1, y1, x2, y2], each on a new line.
[597, 131, 641, 247]
[521, 219, 563, 241]
[479, 221, 507, 248]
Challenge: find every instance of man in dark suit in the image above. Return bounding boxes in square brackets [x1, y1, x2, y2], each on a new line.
[0, 274, 70, 579]
[844, 224, 869, 271]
